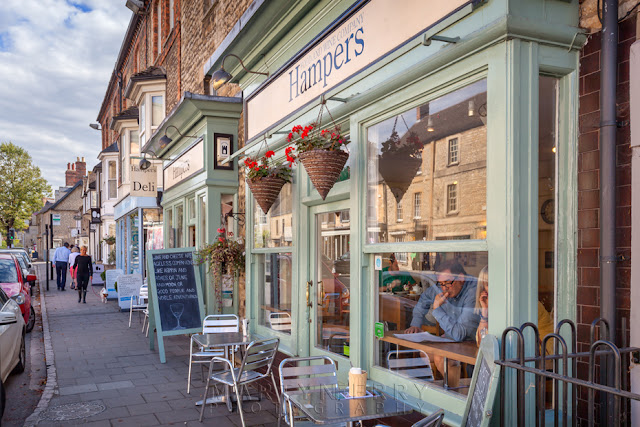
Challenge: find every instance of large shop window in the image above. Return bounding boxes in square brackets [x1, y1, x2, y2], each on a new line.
[367, 80, 487, 243]
[253, 182, 294, 249]
[143, 209, 163, 251]
[375, 251, 487, 394]
[258, 253, 293, 334]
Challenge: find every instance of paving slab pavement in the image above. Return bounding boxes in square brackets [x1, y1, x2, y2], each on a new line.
[29, 277, 280, 426]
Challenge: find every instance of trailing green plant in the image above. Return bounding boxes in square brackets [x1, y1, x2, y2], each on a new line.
[195, 227, 245, 312]
[102, 235, 116, 246]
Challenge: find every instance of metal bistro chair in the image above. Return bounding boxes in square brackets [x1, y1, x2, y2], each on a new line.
[387, 349, 434, 382]
[269, 312, 292, 333]
[375, 409, 445, 427]
[278, 356, 343, 427]
[187, 314, 240, 394]
[128, 285, 148, 328]
[199, 337, 280, 426]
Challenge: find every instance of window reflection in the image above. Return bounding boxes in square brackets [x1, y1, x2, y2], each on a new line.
[254, 182, 294, 248]
[367, 80, 487, 243]
[258, 253, 292, 334]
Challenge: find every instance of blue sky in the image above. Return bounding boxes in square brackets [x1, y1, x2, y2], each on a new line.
[0, 0, 131, 190]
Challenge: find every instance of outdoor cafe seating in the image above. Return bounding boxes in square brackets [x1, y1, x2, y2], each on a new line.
[199, 337, 280, 426]
[187, 314, 240, 394]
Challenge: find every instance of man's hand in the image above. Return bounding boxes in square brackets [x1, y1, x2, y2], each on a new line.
[433, 291, 449, 309]
[404, 326, 422, 334]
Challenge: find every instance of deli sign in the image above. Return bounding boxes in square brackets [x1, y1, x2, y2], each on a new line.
[245, 0, 469, 141]
[130, 164, 158, 197]
[163, 139, 204, 190]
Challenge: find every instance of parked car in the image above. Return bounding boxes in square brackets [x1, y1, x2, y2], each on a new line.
[0, 249, 37, 292]
[0, 285, 26, 420]
[0, 255, 35, 333]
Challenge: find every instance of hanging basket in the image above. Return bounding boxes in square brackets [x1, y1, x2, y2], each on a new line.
[298, 149, 349, 200]
[247, 176, 287, 214]
[378, 153, 422, 203]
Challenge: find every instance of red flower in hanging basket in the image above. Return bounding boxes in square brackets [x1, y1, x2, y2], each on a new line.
[288, 123, 349, 153]
[244, 148, 295, 183]
[288, 123, 350, 200]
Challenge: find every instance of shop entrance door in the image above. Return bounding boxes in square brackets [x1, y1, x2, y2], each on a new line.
[306, 206, 351, 372]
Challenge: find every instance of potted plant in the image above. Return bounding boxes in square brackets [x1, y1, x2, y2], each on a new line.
[102, 235, 116, 246]
[195, 227, 245, 313]
[378, 126, 423, 203]
[287, 124, 349, 200]
[244, 150, 295, 214]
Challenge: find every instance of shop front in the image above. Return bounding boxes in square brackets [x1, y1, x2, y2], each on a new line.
[143, 93, 243, 314]
[206, 0, 583, 422]
[114, 196, 163, 276]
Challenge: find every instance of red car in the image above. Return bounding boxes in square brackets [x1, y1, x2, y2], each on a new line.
[0, 255, 35, 332]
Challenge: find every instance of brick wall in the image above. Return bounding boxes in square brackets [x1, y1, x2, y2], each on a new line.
[180, 0, 253, 95]
[576, 10, 637, 420]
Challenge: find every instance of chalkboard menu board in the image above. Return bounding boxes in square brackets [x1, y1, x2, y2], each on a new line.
[467, 358, 491, 427]
[146, 248, 204, 363]
[152, 252, 201, 331]
[463, 334, 499, 427]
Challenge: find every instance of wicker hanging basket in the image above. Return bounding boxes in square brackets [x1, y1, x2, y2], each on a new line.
[247, 176, 287, 214]
[378, 153, 422, 204]
[298, 149, 349, 200]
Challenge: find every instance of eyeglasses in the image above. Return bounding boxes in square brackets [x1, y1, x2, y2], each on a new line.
[436, 280, 455, 289]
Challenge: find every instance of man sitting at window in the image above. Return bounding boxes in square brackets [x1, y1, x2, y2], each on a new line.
[404, 259, 480, 387]
[405, 258, 479, 341]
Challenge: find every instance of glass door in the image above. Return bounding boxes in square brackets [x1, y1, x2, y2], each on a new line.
[308, 209, 351, 367]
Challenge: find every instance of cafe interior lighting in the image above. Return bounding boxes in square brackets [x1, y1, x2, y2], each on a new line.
[211, 53, 269, 91]
[427, 116, 435, 132]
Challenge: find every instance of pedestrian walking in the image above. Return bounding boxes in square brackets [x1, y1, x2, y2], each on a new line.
[52, 242, 71, 291]
[73, 246, 93, 303]
[68, 246, 80, 290]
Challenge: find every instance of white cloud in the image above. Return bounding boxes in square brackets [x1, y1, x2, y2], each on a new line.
[0, 0, 131, 190]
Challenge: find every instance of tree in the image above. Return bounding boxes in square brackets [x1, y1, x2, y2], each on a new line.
[0, 142, 51, 245]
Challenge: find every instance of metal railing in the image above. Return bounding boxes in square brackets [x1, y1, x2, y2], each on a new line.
[495, 318, 640, 426]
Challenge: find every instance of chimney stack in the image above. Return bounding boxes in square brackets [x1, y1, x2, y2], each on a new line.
[64, 157, 87, 186]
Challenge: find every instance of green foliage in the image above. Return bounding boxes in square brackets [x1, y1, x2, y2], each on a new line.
[100, 271, 106, 281]
[0, 142, 51, 242]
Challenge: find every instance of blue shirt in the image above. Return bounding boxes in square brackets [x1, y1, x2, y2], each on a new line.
[410, 277, 479, 342]
[53, 246, 71, 263]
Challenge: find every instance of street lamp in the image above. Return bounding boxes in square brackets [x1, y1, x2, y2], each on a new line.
[89, 123, 102, 130]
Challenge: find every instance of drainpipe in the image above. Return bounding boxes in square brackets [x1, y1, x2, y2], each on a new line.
[600, 0, 618, 344]
[600, 0, 618, 423]
[117, 71, 123, 112]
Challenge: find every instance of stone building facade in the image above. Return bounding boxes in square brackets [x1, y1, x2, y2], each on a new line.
[34, 181, 83, 256]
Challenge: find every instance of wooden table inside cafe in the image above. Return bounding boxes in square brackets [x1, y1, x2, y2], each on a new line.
[380, 331, 478, 365]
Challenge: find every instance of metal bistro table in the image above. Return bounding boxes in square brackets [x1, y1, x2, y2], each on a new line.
[192, 332, 259, 411]
[288, 388, 412, 426]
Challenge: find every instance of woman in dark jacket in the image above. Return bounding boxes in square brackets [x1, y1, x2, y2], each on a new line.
[73, 246, 93, 303]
